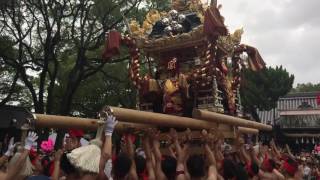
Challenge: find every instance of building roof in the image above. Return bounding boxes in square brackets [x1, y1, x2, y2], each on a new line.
[284, 91, 320, 98]
[277, 96, 319, 111]
[257, 108, 278, 125]
[257, 91, 320, 124]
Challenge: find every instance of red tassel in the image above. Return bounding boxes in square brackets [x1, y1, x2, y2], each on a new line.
[102, 31, 121, 60]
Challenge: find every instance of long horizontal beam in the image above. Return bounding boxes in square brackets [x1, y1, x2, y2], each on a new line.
[34, 108, 218, 130]
[193, 109, 272, 131]
[33, 107, 263, 133]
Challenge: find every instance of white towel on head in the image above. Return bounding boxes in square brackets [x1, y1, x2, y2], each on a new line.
[67, 123, 105, 174]
[67, 143, 101, 174]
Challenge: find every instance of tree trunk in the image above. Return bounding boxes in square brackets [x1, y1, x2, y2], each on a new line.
[55, 50, 86, 149]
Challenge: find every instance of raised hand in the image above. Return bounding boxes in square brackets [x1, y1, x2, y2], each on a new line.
[169, 128, 178, 142]
[201, 129, 210, 144]
[5, 137, 15, 157]
[54, 149, 64, 162]
[105, 115, 118, 136]
[25, 131, 38, 150]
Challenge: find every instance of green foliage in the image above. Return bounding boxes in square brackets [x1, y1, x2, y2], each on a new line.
[126, 0, 171, 24]
[0, 36, 17, 60]
[291, 83, 320, 93]
[0, 0, 156, 116]
[52, 58, 137, 117]
[145, 0, 171, 12]
[73, 64, 137, 117]
[240, 66, 294, 116]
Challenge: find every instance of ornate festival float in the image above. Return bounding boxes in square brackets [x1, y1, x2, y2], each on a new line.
[13, 0, 271, 141]
[100, 0, 269, 134]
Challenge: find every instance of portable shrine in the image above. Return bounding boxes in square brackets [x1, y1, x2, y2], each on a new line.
[3, 0, 271, 142]
[103, 0, 265, 118]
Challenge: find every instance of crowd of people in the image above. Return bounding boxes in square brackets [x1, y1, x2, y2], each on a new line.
[0, 113, 320, 180]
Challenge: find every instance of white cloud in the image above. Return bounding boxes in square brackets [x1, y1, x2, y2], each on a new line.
[219, 0, 320, 85]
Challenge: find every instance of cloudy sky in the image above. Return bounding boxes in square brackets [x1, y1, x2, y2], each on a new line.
[216, 0, 320, 86]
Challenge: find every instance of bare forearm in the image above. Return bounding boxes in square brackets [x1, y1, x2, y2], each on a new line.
[176, 163, 186, 180]
[153, 140, 162, 161]
[285, 145, 294, 159]
[146, 158, 156, 180]
[205, 144, 216, 165]
[240, 147, 251, 163]
[153, 141, 166, 180]
[102, 136, 112, 160]
[6, 150, 29, 180]
[99, 135, 112, 175]
[51, 161, 60, 180]
[128, 162, 138, 180]
[273, 169, 285, 180]
[250, 150, 261, 165]
[207, 166, 218, 180]
[126, 136, 138, 180]
[0, 156, 8, 167]
[143, 139, 155, 179]
[272, 146, 281, 159]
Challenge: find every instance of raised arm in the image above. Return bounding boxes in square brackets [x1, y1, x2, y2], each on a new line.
[249, 144, 261, 166]
[143, 130, 156, 180]
[235, 132, 251, 164]
[51, 149, 63, 180]
[170, 128, 188, 180]
[0, 137, 14, 167]
[285, 144, 295, 160]
[202, 130, 217, 180]
[213, 141, 224, 175]
[270, 139, 281, 160]
[273, 168, 285, 180]
[151, 129, 167, 180]
[6, 132, 38, 180]
[126, 134, 138, 180]
[99, 114, 118, 179]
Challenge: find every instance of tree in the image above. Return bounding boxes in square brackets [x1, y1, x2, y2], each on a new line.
[0, 0, 172, 146]
[0, 0, 141, 114]
[52, 59, 137, 118]
[240, 66, 294, 121]
[0, 36, 18, 106]
[0, 0, 140, 145]
[291, 83, 320, 93]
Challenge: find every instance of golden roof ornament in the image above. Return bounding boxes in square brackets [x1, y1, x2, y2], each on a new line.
[217, 28, 244, 55]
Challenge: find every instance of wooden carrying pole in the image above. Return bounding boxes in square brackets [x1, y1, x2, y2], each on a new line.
[110, 107, 217, 129]
[34, 107, 264, 133]
[34, 114, 152, 131]
[238, 127, 259, 134]
[34, 107, 218, 130]
[193, 109, 272, 131]
[35, 114, 101, 130]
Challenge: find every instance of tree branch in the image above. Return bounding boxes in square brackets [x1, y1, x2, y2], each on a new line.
[0, 72, 19, 106]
